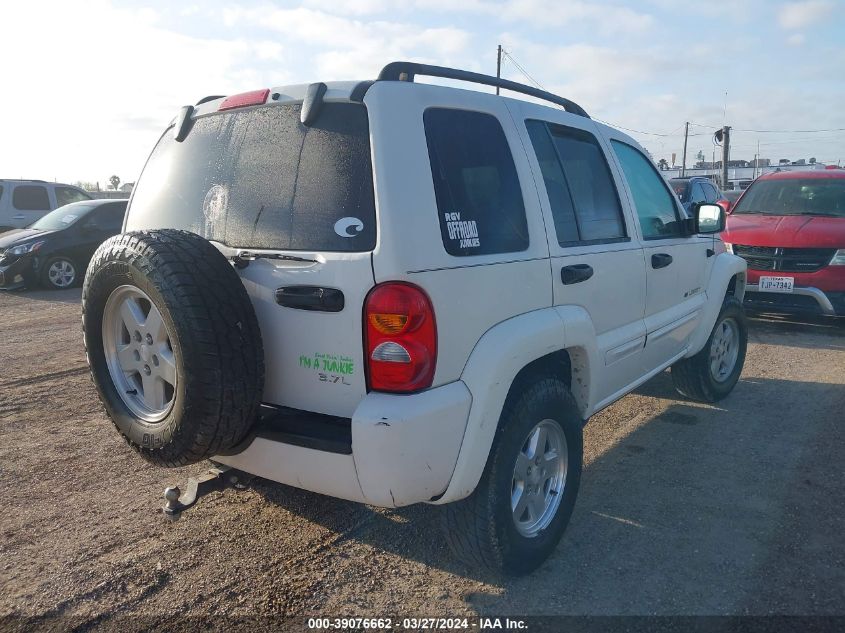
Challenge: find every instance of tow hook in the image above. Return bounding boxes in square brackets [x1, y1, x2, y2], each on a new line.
[161, 464, 249, 521]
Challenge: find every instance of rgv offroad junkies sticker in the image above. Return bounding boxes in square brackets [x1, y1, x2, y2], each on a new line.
[445, 212, 480, 249]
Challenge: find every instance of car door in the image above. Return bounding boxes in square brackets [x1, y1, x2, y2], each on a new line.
[78, 203, 124, 263]
[513, 105, 647, 407]
[608, 138, 710, 372]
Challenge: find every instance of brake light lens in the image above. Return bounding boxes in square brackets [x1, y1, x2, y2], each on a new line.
[365, 282, 437, 393]
[218, 88, 270, 111]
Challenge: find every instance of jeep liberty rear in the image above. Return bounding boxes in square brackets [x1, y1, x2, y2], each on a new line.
[82, 63, 748, 575]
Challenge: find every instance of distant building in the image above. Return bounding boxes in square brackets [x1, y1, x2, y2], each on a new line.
[662, 161, 834, 190]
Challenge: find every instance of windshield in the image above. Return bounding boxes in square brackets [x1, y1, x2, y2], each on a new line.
[732, 178, 845, 217]
[127, 102, 376, 252]
[29, 203, 95, 230]
[669, 180, 690, 203]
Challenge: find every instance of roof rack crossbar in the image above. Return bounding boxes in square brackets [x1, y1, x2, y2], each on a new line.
[376, 61, 589, 119]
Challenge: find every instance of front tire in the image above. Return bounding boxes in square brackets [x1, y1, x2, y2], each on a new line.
[671, 295, 747, 403]
[443, 378, 583, 576]
[41, 255, 78, 289]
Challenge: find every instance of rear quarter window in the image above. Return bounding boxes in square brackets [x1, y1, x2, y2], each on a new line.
[56, 186, 92, 207]
[424, 108, 529, 256]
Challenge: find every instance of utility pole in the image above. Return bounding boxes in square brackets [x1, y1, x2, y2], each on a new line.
[496, 44, 502, 95]
[721, 125, 731, 190]
[681, 122, 689, 177]
[754, 139, 760, 179]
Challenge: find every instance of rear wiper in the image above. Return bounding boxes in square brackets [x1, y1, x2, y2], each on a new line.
[232, 251, 317, 268]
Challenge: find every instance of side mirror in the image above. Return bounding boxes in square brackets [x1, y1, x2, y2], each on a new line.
[694, 203, 725, 234]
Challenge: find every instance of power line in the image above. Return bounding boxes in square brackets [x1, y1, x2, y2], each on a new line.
[498, 48, 843, 155]
[734, 127, 845, 133]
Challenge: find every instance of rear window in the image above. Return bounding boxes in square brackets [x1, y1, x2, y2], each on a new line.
[424, 108, 529, 256]
[732, 178, 845, 217]
[127, 102, 376, 252]
[13, 185, 50, 211]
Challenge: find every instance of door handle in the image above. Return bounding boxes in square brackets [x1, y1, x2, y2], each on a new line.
[561, 264, 594, 285]
[651, 253, 673, 269]
[275, 286, 345, 312]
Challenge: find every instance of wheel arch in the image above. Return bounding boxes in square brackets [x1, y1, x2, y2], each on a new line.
[434, 306, 598, 504]
[686, 253, 747, 358]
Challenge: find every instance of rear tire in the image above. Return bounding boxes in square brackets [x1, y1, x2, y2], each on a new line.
[671, 295, 747, 403]
[443, 378, 583, 576]
[82, 230, 264, 466]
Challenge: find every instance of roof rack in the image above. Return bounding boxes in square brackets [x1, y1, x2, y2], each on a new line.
[377, 61, 589, 119]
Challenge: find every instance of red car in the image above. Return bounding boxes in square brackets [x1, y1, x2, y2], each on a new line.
[722, 169, 845, 317]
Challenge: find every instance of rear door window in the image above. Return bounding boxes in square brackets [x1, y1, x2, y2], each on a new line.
[424, 108, 529, 256]
[13, 185, 50, 211]
[127, 103, 376, 252]
[526, 120, 626, 244]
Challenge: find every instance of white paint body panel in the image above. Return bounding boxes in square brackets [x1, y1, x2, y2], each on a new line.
[217, 381, 472, 507]
[208, 79, 745, 508]
[236, 253, 374, 418]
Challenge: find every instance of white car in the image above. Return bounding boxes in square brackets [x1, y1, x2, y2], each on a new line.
[0, 179, 91, 232]
[82, 62, 748, 575]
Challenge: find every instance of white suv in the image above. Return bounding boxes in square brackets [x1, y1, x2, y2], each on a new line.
[82, 62, 748, 575]
[0, 179, 91, 232]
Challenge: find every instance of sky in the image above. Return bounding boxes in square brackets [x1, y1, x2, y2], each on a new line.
[2, 0, 844, 187]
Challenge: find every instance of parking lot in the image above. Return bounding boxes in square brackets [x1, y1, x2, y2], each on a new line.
[1, 288, 843, 624]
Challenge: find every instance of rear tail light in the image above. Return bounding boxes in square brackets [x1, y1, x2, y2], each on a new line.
[218, 88, 270, 111]
[364, 282, 437, 393]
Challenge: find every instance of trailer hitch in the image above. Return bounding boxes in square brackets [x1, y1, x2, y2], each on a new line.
[161, 464, 249, 521]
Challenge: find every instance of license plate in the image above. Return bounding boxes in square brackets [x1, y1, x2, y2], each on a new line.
[759, 276, 794, 293]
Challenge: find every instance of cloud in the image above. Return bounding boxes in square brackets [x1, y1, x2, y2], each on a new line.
[0, 1, 294, 184]
[500, 0, 655, 35]
[787, 32, 806, 45]
[224, 6, 472, 78]
[777, 0, 835, 29]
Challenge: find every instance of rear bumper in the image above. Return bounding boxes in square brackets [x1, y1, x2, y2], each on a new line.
[744, 284, 844, 316]
[214, 381, 472, 507]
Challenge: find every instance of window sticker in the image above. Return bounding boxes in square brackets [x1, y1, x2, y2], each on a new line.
[334, 216, 364, 238]
[299, 352, 354, 385]
[444, 212, 480, 249]
[61, 214, 78, 224]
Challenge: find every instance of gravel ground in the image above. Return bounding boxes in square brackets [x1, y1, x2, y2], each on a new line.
[1, 288, 843, 628]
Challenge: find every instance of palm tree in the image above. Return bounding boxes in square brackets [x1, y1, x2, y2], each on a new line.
[657, 158, 669, 171]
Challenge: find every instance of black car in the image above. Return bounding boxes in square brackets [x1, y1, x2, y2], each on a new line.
[0, 199, 126, 290]
[669, 176, 730, 215]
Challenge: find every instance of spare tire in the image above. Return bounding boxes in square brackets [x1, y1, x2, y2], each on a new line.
[82, 230, 264, 466]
